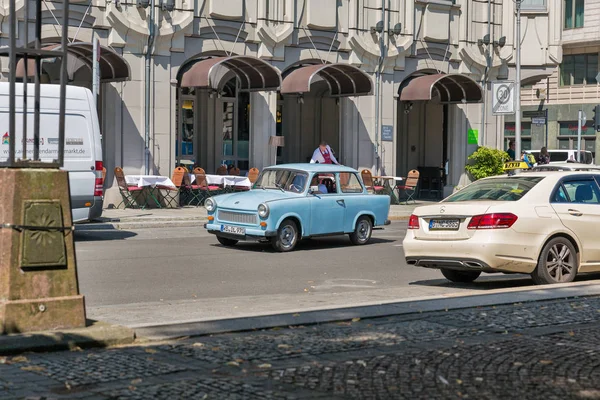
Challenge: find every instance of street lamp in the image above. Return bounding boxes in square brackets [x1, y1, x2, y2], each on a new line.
[514, 0, 522, 167]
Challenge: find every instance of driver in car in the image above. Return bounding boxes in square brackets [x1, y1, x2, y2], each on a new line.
[289, 175, 306, 193]
[310, 176, 328, 194]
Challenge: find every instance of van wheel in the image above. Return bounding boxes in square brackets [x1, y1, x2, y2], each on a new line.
[349, 216, 372, 245]
[217, 236, 238, 247]
[271, 219, 298, 252]
[441, 269, 481, 283]
[531, 237, 577, 285]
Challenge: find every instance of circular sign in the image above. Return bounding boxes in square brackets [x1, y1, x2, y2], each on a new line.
[496, 84, 511, 105]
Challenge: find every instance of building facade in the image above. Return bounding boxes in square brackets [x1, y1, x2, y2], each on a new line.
[0, 0, 561, 205]
[514, 0, 600, 161]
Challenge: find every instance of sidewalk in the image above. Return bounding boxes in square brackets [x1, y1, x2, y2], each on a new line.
[2, 289, 600, 399]
[85, 201, 435, 230]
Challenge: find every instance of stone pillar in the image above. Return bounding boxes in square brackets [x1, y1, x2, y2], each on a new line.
[250, 91, 277, 170]
[0, 169, 85, 334]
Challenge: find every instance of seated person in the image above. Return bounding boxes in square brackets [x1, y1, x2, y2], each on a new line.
[309, 176, 328, 193]
[289, 175, 306, 192]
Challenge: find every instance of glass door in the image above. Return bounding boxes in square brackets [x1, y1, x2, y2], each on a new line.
[217, 89, 251, 174]
[176, 87, 196, 168]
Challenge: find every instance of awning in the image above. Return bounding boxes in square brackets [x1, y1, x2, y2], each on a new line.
[15, 43, 131, 83]
[281, 64, 372, 97]
[180, 56, 281, 91]
[399, 73, 483, 103]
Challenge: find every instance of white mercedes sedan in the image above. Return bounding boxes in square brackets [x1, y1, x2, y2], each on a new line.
[403, 171, 600, 285]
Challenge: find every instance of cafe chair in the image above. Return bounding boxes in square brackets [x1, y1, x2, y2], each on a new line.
[158, 166, 186, 208]
[396, 169, 420, 204]
[114, 167, 145, 209]
[360, 169, 385, 194]
[230, 166, 240, 176]
[216, 165, 228, 175]
[248, 167, 260, 185]
[193, 167, 223, 205]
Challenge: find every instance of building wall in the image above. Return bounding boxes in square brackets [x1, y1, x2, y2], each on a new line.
[0, 0, 561, 205]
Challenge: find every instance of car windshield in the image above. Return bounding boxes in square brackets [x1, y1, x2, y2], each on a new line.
[254, 169, 309, 193]
[444, 177, 544, 202]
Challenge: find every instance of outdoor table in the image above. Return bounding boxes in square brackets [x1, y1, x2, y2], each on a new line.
[125, 175, 178, 208]
[190, 174, 252, 189]
[125, 175, 176, 188]
[372, 176, 403, 205]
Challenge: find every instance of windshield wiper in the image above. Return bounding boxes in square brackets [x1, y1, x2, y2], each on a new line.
[274, 183, 285, 192]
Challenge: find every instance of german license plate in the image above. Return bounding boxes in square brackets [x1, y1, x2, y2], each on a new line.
[221, 225, 246, 235]
[429, 219, 460, 231]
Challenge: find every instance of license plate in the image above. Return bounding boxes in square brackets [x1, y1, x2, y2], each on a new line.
[221, 225, 246, 235]
[429, 219, 460, 231]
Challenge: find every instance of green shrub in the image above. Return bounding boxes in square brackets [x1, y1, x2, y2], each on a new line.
[465, 146, 510, 180]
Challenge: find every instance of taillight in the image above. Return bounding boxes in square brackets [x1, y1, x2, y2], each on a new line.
[94, 160, 104, 197]
[408, 214, 420, 229]
[467, 213, 517, 229]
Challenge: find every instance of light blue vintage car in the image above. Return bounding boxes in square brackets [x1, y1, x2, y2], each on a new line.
[204, 164, 391, 252]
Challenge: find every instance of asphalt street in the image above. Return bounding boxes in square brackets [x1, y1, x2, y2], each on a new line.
[73, 221, 566, 329]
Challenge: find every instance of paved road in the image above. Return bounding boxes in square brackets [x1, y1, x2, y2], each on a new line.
[3, 295, 600, 399]
[74, 222, 551, 328]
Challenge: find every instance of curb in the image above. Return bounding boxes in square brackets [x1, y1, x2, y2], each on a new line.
[0, 320, 135, 356]
[77, 220, 208, 231]
[133, 281, 600, 340]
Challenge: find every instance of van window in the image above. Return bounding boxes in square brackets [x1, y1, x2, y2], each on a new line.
[549, 151, 570, 162]
[0, 112, 92, 162]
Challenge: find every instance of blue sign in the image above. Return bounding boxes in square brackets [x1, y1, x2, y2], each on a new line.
[382, 125, 394, 142]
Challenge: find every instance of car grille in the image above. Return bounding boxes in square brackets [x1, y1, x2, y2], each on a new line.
[218, 210, 257, 225]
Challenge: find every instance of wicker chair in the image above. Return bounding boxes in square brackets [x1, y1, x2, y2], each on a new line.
[396, 169, 420, 204]
[216, 165, 228, 175]
[193, 167, 222, 204]
[114, 167, 145, 209]
[360, 169, 385, 194]
[248, 168, 260, 185]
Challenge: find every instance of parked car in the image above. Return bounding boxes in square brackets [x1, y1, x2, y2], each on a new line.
[404, 171, 600, 285]
[531, 162, 600, 172]
[204, 164, 391, 251]
[527, 149, 594, 164]
[0, 83, 104, 223]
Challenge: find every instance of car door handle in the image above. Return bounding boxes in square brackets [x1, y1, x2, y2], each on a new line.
[337, 199, 345, 206]
[568, 209, 583, 217]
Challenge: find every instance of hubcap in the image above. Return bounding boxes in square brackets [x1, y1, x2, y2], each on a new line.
[280, 225, 296, 249]
[357, 220, 371, 242]
[546, 243, 575, 282]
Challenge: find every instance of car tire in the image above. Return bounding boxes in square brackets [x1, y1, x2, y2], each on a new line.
[441, 268, 481, 283]
[271, 219, 299, 252]
[217, 236, 238, 247]
[531, 237, 577, 285]
[349, 216, 373, 245]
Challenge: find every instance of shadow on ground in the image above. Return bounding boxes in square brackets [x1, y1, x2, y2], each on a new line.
[210, 236, 394, 253]
[74, 229, 137, 242]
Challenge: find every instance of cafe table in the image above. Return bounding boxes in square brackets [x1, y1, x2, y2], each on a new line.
[372, 175, 403, 205]
[125, 175, 178, 208]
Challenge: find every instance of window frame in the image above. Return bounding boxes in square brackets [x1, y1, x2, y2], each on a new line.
[560, 53, 599, 86]
[564, 0, 584, 29]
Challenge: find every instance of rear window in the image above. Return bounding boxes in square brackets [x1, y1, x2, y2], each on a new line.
[444, 177, 544, 202]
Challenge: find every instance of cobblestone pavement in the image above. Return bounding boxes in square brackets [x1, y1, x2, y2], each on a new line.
[4, 297, 600, 399]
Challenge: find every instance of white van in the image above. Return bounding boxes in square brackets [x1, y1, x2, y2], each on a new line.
[0, 83, 104, 222]
[527, 149, 594, 165]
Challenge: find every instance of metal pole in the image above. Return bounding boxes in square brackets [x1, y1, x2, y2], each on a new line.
[34, 0, 41, 162]
[374, 0, 385, 174]
[92, 37, 98, 103]
[514, 0, 522, 168]
[545, 108, 548, 148]
[8, 0, 16, 165]
[58, 0, 69, 167]
[23, 0, 29, 161]
[144, 0, 156, 174]
[577, 109, 582, 162]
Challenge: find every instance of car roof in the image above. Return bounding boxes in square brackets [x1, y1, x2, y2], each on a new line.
[265, 163, 359, 173]
[492, 170, 600, 179]
[532, 162, 600, 170]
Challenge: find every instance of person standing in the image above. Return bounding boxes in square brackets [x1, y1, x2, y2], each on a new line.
[310, 141, 340, 165]
[506, 140, 516, 160]
[538, 147, 551, 165]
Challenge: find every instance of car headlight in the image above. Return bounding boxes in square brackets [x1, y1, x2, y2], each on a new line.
[205, 198, 216, 212]
[258, 203, 269, 218]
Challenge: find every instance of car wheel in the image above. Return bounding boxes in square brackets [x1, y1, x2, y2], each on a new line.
[441, 268, 481, 283]
[271, 219, 299, 252]
[531, 237, 577, 285]
[217, 236, 238, 247]
[349, 216, 373, 245]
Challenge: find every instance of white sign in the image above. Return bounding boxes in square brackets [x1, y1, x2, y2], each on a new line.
[492, 81, 515, 115]
[532, 117, 546, 125]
